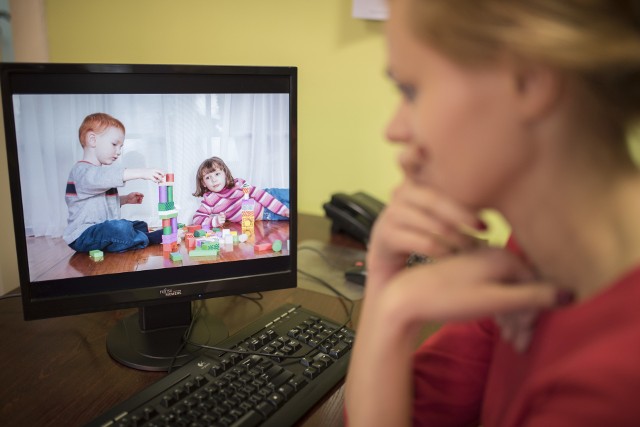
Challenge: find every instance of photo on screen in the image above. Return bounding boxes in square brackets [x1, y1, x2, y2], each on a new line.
[14, 92, 291, 283]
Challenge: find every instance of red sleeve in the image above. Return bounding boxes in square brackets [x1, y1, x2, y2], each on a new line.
[412, 318, 497, 427]
[409, 235, 519, 425]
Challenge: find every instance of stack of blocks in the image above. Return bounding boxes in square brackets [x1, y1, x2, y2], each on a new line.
[241, 183, 255, 238]
[158, 173, 179, 258]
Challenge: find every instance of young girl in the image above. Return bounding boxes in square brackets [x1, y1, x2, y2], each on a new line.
[346, 1, 640, 426]
[191, 156, 289, 228]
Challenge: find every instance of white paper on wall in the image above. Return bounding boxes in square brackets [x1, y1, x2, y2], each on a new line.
[352, 0, 388, 20]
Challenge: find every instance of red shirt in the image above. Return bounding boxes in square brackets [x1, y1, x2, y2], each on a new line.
[412, 240, 640, 426]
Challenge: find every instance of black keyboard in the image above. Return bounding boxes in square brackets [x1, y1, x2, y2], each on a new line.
[87, 304, 354, 427]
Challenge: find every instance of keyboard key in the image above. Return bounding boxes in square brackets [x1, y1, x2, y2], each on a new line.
[230, 409, 263, 427]
[255, 401, 275, 418]
[267, 392, 285, 408]
[288, 375, 308, 391]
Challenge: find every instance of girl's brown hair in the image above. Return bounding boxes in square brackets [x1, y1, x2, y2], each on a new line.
[192, 156, 236, 197]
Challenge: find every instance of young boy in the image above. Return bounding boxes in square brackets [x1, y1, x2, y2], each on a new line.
[63, 112, 164, 253]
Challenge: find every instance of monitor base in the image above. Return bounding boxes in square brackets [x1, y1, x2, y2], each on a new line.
[106, 303, 228, 372]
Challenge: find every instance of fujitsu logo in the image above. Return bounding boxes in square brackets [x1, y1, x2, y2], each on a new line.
[159, 288, 182, 297]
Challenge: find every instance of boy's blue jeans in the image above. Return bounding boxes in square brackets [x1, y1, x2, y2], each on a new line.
[262, 188, 290, 221]
[69, 220, 150, 253]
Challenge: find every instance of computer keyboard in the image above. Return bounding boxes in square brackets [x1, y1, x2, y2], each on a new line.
[87, 304, 354, 427]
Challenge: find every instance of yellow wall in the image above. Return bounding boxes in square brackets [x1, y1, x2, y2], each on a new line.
[44, 0, 402, 216]
[0, 0, 511, 294]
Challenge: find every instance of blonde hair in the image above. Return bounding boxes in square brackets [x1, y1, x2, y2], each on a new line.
[78, 113, 125, 147]
[406, 0, 640, 129]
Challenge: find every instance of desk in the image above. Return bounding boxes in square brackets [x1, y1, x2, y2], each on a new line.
[0, 214, 365, 427]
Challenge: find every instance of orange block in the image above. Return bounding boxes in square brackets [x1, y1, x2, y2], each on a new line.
[254, 242, 272, 252]
[186, 224, 202, 233]
[186, 236, 196, 249]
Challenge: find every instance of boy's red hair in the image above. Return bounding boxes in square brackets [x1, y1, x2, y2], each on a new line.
[78, 113, 125, 147]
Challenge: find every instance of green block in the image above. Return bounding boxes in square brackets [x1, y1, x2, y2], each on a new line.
[169, 252, 182, 262]
[194, 229, 207, 237]
[159, 211, 178, 219]
[189, 249, 218, 257]
[163, 226, 173, 235]
[89, 249, 103, 257]
[272, 239, 283, 252]
[158, 201, 175, 211]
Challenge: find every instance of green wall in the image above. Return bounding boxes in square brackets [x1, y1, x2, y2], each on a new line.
[44, 0, 402, 216]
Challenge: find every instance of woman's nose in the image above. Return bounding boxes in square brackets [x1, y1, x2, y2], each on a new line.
[385, 102, 412, 144]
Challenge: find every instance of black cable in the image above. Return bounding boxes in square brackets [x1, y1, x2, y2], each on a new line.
[175, 247, 357, 364]
[239, 292, 264, 301]
[168, 301, 204, 373]
[297, 245, 341, 269]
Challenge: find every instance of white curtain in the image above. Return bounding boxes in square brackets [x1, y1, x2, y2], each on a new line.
[12, 93, 290, 237]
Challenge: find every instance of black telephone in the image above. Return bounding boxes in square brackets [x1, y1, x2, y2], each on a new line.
[322, 192, 385, 245]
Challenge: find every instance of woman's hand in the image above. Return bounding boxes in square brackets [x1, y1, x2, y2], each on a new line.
[347, 247, 560, 427]
[381, 247, 560, 327]
[366, 179, 484, 291]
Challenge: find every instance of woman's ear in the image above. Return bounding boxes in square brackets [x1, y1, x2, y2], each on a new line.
[512, 61, 563, 124]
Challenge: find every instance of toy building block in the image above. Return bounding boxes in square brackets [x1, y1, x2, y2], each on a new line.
[194, 229, 207, 237]
[241, 199, 255, 237]
[188, 248, 218, 257]
[254, 242, 272, 252]
[159, 209, 179, 220]
[186, 225, 201, 233]
[201, 241, 215, 251]
[169, 252, 183, 262]
[89, 249, 104, 261]
[272, 239, 283, 252]
[239, 233, 248, 243]
[186, 237, 196, 250]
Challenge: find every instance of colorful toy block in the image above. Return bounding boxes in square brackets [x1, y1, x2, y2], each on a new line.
[254, 243, 272, 252]
[89, 249, 104, 261]
[188, 249, 218, 257]
[272, 239, 282, 252]
[169, 252, 182, 262]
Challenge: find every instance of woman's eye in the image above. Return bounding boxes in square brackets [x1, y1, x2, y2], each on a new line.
[399, 83, 417, 102]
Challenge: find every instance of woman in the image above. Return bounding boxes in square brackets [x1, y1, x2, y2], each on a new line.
[345, 1, 640, 426]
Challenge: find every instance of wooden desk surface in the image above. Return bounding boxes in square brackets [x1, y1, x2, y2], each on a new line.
[0, 214, 365, 427]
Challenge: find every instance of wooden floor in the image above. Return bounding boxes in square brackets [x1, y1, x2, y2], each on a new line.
[26, 221, 291, 282]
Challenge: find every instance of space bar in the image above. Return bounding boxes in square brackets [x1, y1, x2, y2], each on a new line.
[231, 409, 263, 427]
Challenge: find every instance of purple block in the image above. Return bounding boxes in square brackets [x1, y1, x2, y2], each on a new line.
[158, 186, 168, 203]
[162, 233, 177, 244]
[170, 217, 178, 230]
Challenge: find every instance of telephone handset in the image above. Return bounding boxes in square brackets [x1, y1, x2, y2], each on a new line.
[322, 192, 385, 245]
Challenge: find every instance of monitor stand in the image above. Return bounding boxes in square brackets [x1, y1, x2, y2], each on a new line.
[106, 301, 229, 371]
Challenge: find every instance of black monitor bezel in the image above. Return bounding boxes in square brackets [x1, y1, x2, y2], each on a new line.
[0, 63, 298, 320]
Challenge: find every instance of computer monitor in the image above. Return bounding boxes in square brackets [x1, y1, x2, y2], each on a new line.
[0, 63, 297, 371]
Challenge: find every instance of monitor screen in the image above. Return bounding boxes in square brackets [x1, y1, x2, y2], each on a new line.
[1, 63, 297, 370]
